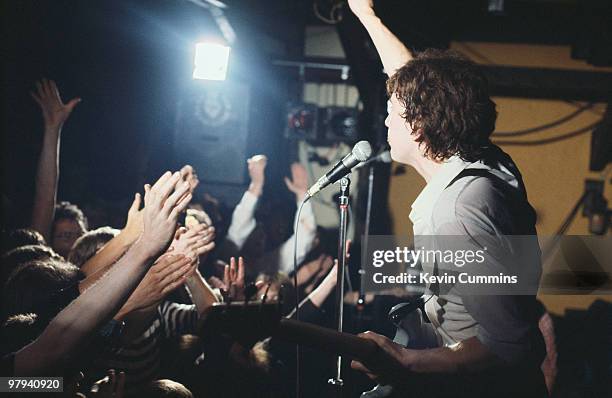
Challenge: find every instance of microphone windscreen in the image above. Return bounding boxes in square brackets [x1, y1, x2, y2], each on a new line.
[352, 141, 372, 162]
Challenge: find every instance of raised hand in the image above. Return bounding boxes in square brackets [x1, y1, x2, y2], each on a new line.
[284, 162, 309, 200]
[90, 369, 125, 398]
[348, 0, 376, 19]
[170, 223, 216, 261]
[247, 155, 267, 196]
[223, 256, 246, 300]
[141, 171, 192, 256]
[31, 78, 81, 131]
[119, 253, 195, 315]
[186, 207, 213, 228]
[180, 164, 199, 193]
[122, 192, 144, 244]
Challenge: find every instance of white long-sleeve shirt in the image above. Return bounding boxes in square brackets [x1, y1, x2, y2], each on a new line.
[226, 190, 317, 273]
[226, 190, 259, 250]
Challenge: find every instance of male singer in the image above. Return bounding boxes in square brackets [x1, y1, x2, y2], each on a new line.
[347, 1, 547, 397]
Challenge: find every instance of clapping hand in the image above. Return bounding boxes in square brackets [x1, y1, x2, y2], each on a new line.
[140, 171, 192, 257]
[180, 164, 199, 193]
[120, 253, 195, 314]
[170, 223, 216, 262]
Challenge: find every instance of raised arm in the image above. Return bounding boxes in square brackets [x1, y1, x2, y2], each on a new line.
[348, 0, 413, 76]
[30, 79, 81, 240]
[170, 223, 219, 316]
[226, 155, 267, 250]
[277, 163, 317, 273]
[298, 261, 337, 310]
[80, 193, 144, 278]
[13, 171, 191, 375]
[80, 165, 198, 280]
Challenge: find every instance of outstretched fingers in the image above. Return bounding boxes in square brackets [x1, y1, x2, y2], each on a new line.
[351, 360, 378, 380]
[148, 171, 174, 203]
[48, 79, 62, 102]
[158, 172, 183, 205]
[196, 241, 215, 256]
[129, 192, 142, 214]
[30, 91, 42, 106]
[237, 256, 245, 284]
[160, 261, 194, 294]
[164, 179, 190, 212]
[155, 255, 191, 280]
[224, 262, 232, 289]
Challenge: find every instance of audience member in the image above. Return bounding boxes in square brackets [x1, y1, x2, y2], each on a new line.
[0, 79, 376, 397]
[2, 170, 191, 376]
[1, 244, 61, 286]
[68, 227, 120, 268]
[29, 79, 83, 256]
[1, 228, 47, 254]
[227, 156, 317, 274]
[52, 201, 89, 258]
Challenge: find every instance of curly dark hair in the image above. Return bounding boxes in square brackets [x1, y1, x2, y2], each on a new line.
[3, 258, 82, 319]
[1, 244, 61, 286]
[387, 49, 497, 162]
[1, 228, 46, 255]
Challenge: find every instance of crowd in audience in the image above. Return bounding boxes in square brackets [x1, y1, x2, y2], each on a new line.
[0, 79, 343, 397]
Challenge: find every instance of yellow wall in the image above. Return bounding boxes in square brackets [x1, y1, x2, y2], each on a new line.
[388, 42, 611, 315]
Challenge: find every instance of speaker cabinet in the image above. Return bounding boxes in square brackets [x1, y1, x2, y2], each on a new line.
[174, 82, 250, 184]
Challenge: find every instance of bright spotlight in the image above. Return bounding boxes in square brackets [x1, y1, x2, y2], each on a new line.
[193, 42, 231, 81]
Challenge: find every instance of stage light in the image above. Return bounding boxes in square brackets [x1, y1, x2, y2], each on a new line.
[193, 42, 231, 81]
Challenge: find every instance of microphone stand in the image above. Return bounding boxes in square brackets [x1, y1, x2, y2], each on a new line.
[357, 165, 375, 314]
[329, 176, 350, 396]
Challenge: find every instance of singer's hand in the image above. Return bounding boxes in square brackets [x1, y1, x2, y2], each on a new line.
[284, 162, 308, 201]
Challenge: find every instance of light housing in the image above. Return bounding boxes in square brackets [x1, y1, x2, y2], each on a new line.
[193, 42, 231, 81]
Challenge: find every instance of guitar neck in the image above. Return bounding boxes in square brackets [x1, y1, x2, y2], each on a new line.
[274, 318, 385, 364]
[199, 302, 386, 366]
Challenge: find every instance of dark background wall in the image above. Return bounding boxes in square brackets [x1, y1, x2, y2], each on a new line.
[1, 0, 301, 228]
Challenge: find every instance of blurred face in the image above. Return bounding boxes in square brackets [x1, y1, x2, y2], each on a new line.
[52, 219, 85, 258]
[385, 94, 422, 165]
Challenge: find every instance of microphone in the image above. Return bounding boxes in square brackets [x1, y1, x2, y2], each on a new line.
[354, 149, 392, 170]
[305, 140, 372, 200]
